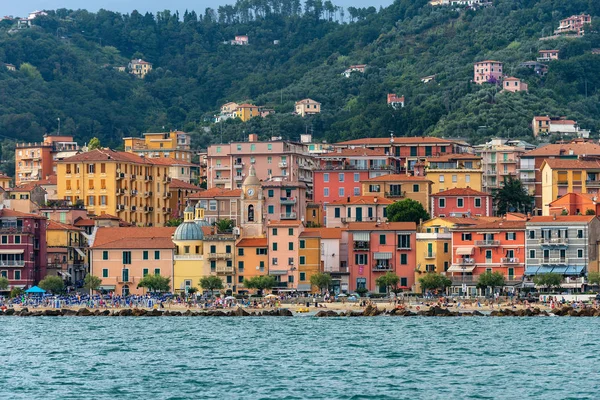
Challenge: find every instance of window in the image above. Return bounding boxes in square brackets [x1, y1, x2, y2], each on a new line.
[461, 233, 472, 241]
[250, 144, 256, 151]
[356, 278, 367, 290]
[465, 175, 470, 183]
[339, 173, 345, 182]
[267, 156, 272, 164]
[398, 234, 410, 249]
[267, 144, 272, 151]
[209, 200, 217, 211]
[288, 257, 294, 265]
[475, 198, 481, 208]
[102, 251, 108, 260]
[355, 254, 368, 265]
[334, 208, 340, 218]
[122, 251, 131, 264]
[272, 228, 278, 236]
[259, 261, 265, 271]
[457, 198, 464, 208]
[210, 261, 216, 271]
[102, 269, 108, 278]
[238, 248, 244, 256]
[529, 250, 535, 259]
[505, 232, 516, 241]
[210, 245, 216, 253]
[354, 173, 360, 182]
[122, 268, 129, 282]
[324, 188, 329, 197]
[452, 175, 457, 183]
[238, 261, 244, 272]
[439, 175, 445, 183]
[143, 268, 149, 277]
[288, 228, 294, 236]
[444, 261, 449, 271]
[400, 254, 407, 265]
[227, 276, 233, 284]
[379, 234, 386, 245]
[268, 205, 274, 214]
[238, 276, 244, 284]
[14, 270, 20, 280]
[300, 272, 306, 281]
[354, 187, 360, 196]
[154, 268, 160, 275]
[323, 173, 329, 183]
[1, 236, 7, 244]
[578, 230, 583, 238]
[369, 185, 381, 193]
[578, 249, 584, 258]
[528, 230, 535, 239]
[88, 196, 95, 206]
[444, 243, 449, 253]
[300, 240, 305, 249]
[268, 189, 274, 198]
[154, 251, 160, 260]
[299, 256, 305, 265]
[288, 275, 294, 283]
[288, 242, 294, 251]
[338, 187, 345, 197]
[273, 243, 278, 251]
[413, 184, 419, 193]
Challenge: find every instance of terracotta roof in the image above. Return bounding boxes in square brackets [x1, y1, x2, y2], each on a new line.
[431, 187, 489, 197]
[453, 220, 526, 230]
[61, 149, 148, 164]
[476, 60, 502, 64]
[296, 98, 320, 105]
[524, 143, 600, 157]
[549, 193, 598, 205]
[237, 103, 258, 108]
[318, 148, 390, 157]
[534, 116, 551, 121]
[327, 196, 395, 205]
[9, 182, 40, 192]
[201, 226, 214, 236]
[436, 217, 499, 226]
[528, 215, 597, 223]
[92, 213, 120, 221]
[504, 77, 521, 81]
[187, 188, 242, 199]
[47, 220, 82, 231]
[541, 159, 600, 169]
[551, 120, 576, 125]
[236, 238, 268, 247]
[364, 174, 432, 182]
[73, 218, 95, 227]
[267, 220, 303, 226]
[35, 175, 57, 185]
[169, 179, 202, 190]
[346, 221, 416, 231]
[335, 137, 459, 146]
[92, 227, 176, 249]
[0, 209, 45, 219]
[146, 158, 196, 167]
[427, 153, 481, 162]
[299, 228, 343, 239]
[539, 50, 559, 52]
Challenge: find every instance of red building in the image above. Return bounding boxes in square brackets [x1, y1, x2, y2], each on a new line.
[0, 209, 47, 290]
[449, 215, 527, 296]
[430, 187, 492, 218]
[347, 221, 416, 293]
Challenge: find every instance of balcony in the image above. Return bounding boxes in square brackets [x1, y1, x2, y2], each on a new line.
[0, 260, 25, 267]
[174, 254, 204, 260]
[273, 282, 288, 289]
[162, 192, 172, 199]
[500, 159, 516, 163]
[557, 180, 569, 186]
[145, 175, 153, 182]
[207, 253, 233, 260]
[484, 170, 497, 176]
[213, 176, 229, 183]
[299, 175, 312, 182]
[234, 162, 244, 169]
[372, 265, 393, 272]
[280, 212, 297, 220]
[501, 257, 520, 264]
[216, 265, 234, 275]
[539, 238, 569, 246]
[144, 191, 153, 198]
[353, 242, 370, 251]
[586, 180, 600, 187]
[118, 277, 134, 284]
[520, 177, 536, 183]
[116, 205, 125, 211]
[474, 240, 500, 247]
[455, 258, 475, 265]
[234, 174, 245, 181]
[117, 188, 126, 196]
[424, 252, 436, 259]
[164, 176, 172, 183]
[130, 174, 137, 181]
[279, 162, 288, 168]
[385, 191, 406, 198]
[280, 197, 297, 205]
[214, 165, 230, 171]
[131, 190, 139, 197]
[116, 173, 125, 180]
[542, 258, 568, 266]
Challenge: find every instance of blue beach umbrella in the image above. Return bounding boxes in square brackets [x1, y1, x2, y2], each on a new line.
[25, 286, 46, 294]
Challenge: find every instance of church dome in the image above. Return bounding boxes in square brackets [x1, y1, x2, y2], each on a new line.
[243, 164, 260, 186]
[184, 204, 195, 213]
[195, 219, 211, 227]
[173, 221, 204, 241]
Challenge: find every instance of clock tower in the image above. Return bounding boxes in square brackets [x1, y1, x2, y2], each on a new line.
[240, 164, 265, 237]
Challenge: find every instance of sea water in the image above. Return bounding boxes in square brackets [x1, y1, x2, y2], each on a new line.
[1, 316, 599, 399]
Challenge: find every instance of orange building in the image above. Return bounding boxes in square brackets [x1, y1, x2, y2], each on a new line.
[235, 237, 269, 294]
[15, 135, 79, 185]
[548, 193, 600, 216]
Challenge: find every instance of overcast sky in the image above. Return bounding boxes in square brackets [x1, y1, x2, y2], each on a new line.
[5, 1, 393, 17]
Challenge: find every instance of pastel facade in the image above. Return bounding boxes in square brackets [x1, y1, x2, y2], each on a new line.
[298, 232, 321, 292]
[347, 222, 416, 293]
[128, 59, 152, 78]
[123, 131, 192, 162]
[295, 98, 321, 117]
[415, 218, 454, 292]
[234, 104, 260, 122]
[474, 138, 529, 193]
[425, 154, 483, 194]
[267, 220, 304, 291]
[361, 174, 432, 212]
[555, 14, 591, 36]
[431, 187, 492, 218]
[235, 238, 269, 294]
[15, 135, 79, 185]
[231, 35, 249, 45]
[474, 60, 503, 84]
[387, 93, 405, 109]
[538, 50, 559, 61]
[503, 77, 528, 93]
[532, 116, 589, 138]
[548, 193, 600, 217]
[187, 188, 242, 226]
[172, 206, 206, 294]
[45, 220, 87, 283]
[203, 233, 237, 292]
[342, 64, 366, 77]
[324, 196, 393, 228]
[263, 180, 307, 224]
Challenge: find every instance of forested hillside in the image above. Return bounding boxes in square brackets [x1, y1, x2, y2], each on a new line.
[0, 0, 599, 162]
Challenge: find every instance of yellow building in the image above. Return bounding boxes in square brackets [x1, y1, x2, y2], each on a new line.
[540, 159, 600, 215]
[415, 218, 455, 292]
[128, 59, 153, 78]
[123, 130, 192, 162]
[234, 104, 260, 122]
[203, 229, 237, 294]
[56, 149, 173, 227]
[172, 205, 205, 294]
[0, 173, 11, 189]
[425, 154, 483, 194]
[295, 98, 321, 117]
[46, 220, 87, 283]
[361, 174, 433, 212]
[298, 230, 323, 293]
[235, 237, 269, 294]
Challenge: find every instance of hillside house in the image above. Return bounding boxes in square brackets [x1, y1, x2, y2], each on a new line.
[502, 77, 528, 93]
[342, 65, 366, 78]
[538, 50, 559, 62]
[555, 14, 591, 36]
[295, 99, 321, 117]
[387, 94, 405, 109]
[231, 35, 249, 45]
[474, 60, 503, 84]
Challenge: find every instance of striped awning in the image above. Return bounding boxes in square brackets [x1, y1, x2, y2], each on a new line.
[456, 247, 474, 255]
[353, 232, 370, 241]
[565, 266, 585, 275]
[269, 270, 288, 276]
[374, 252, 392, 260]
[447, 265, 476, 273]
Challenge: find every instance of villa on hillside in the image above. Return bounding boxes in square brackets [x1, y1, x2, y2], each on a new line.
[555, 14, 591, 36]
[387, 94, 405, 109]
[473, 60, 503, 84]
[342, 65, 366, 78]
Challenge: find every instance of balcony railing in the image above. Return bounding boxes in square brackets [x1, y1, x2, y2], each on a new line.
[279, 162, 288, 168]
[280, 212, 297, 220]
[501, 257, 520, 264]
[475, 240, 500, 247]
[448, 275, 522, 285]
[174, 254, 204, 260]
[234, 175, 245, 181]
[557, 180, 569, 185]
[424, 252, 436, 259]
[455, 258, 475, 265]
[280, 197, 297, 205]
[214, 165, 230, 170]
[213, 176, 229, 183]
[0, 260, 25, 267]
[385, 191, 406, 198]
[542, 258, 568, 265]
[372, 266, 393, 272]
[216, 266, 234, 274]
[207, 253, 232, 260]
[538, 238, 569, 246]
[586, 180, 600, 187]
[353, 242, 370, 251]
[234, 162, 244, 169]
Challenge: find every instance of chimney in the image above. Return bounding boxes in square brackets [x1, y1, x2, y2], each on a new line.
[248, 133, 258, 142]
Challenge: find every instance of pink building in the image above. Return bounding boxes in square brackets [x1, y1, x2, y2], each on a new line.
[231, 35, 249, 45]
[430, 187, 492, 218]
[387, 93, 405, 109]
[347, 222, 416, 293]
[503, 77, 528, 93]
[0, 209, 47, 290]
[538, 50, 559, 62]
[324, 196, 394, 228]
[267, 220, 304, 291]
[555, 14, 591, 36]
[263, 179, 307, 223]
[206, 134, 315, 197]
[474, 138, 528, 193]
[474, 60, 503, 84]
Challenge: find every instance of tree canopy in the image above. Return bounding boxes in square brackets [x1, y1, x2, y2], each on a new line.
[533, 273, 563, 292]
[386, 198, 430, 224]
[493, 176, 534, 215]
[244, 275, 277, 293]
[375, 272, 401, 294]
[199, 276, 224, 293]
[0, 277, 9, 291]
[310, 272, 333, 293]
[38, 275, 65, 294]
[476, 271, 505, 293]
[83, 274, 102, 293]
[137, 274, 171, 292]
[418, 273, 452, 292]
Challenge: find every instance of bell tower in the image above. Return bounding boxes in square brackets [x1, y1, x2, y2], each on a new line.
[240, 164, 264, 237]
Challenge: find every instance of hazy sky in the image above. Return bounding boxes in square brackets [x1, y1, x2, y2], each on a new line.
[5, 1, 393, 17]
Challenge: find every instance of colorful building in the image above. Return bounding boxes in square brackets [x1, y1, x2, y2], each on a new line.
[503, 77, 528, 93]
[186, 188, 243, 225]
[0, 209, 47, 290]
[15, 134, 79, 185]
[425, 154, 483, 193]
[295, 98, 321, 117]
[347, 221, 416, 293]
[128, 59, 153, 78]
[90, 227, 175, 295]
[548, 193, 600, 216]
[123, 130, 193, 163]
[267, 220, 304, 292]
[387, 93, 405, 109]
[235, 237, 268, 294]
[555, 14, 591, 36]
[324, 196, 393, 228]
[474, 138, 532, 193]
[45, 220, 87, 283]
[169, 179, 202, 218]
[430, 187, 492, 218]
[298, 230, 322, 292]
[415, 217, 457, 292]
[532, 116, 590, 138]
[172, 206, 206, 295]
[361, 174, 432, 212]
[538, 50, 559, 61]
[473, 60, 503, 84]
[234, 104, 260, 122]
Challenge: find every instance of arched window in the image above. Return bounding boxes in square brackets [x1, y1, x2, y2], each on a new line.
[248, 205, 254, 222]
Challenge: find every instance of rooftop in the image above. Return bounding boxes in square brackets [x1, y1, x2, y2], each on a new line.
[92, 227, 176, 249]
[431, 187, 489, 197]
[524, 142, 600, 157]
[346, 221, 416, 231]
[47, 220, 82, 231]
[542, 159, 600, 169]
[61, 148, 148, 164]
[236, 238, 268, 247]
[328, 196, 395, 206]
[169, 179, 202, 190]
[267, 220, 303, 226]
[364, 174, 432, 183]
[528, 215, 597, 223]
[299, 228, 343, 239]
[427, 153, 481, 162]
[187, 188, 242, 199]
[335, 137, 461, 146]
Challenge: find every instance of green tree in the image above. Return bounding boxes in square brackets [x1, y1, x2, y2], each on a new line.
[586, 209, 596, 215]
[199, 276, 224, 295]
[88, 137, 101, 150]
[493, 176, 533, 215]
[137, 274, 171, 292]
[10, 287, 24, 298]
[533, 273, 563, 292]
[477, 271, 505, 295]
[386, 199, 430, 224]
[375, 272, 401, 294]
[244, 275, 276, 295]
[310, 272, 333, 293]
[165, 218, 183, 227]
[418, 273, 452, 293]
[38, 275, 65, 294]
[587, 272, 600, 288]
[19, 63, 42, 80]
[215, 218, 234, 233]
[187, 286, 198, 296]
[83, 274, 102, 294]
[0, 277, 9, 291]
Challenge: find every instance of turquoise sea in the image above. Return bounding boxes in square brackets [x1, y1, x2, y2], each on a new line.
[1, 316, 599, 399]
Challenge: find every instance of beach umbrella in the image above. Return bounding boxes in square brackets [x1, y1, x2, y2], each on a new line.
[338, 294, 348, 297]
[265, 294, 278, 298]
[25, 286, 46, 294]
[224, 296, 236, 300]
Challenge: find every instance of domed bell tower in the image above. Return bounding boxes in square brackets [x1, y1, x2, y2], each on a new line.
[240, 164, 264, 237]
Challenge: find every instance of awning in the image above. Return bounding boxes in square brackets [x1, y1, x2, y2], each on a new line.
[526, 266, 554, 275]
[269, 270, 288, 276]
[353, 232, 370, 241]
[98, 285, 116, 290]
[447, 265, 476, 273]
[75, 248, 86, 258]
[59, 271, 72, 278]
[374, 252, 392, 260]
[551, 266, 568, 274]
[564, 266, 585, 275]
[0, 249, 24, 254]
[524, 267, 539, 275]
[456, 247, 474, 255]
[297, 284, 311, 291]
